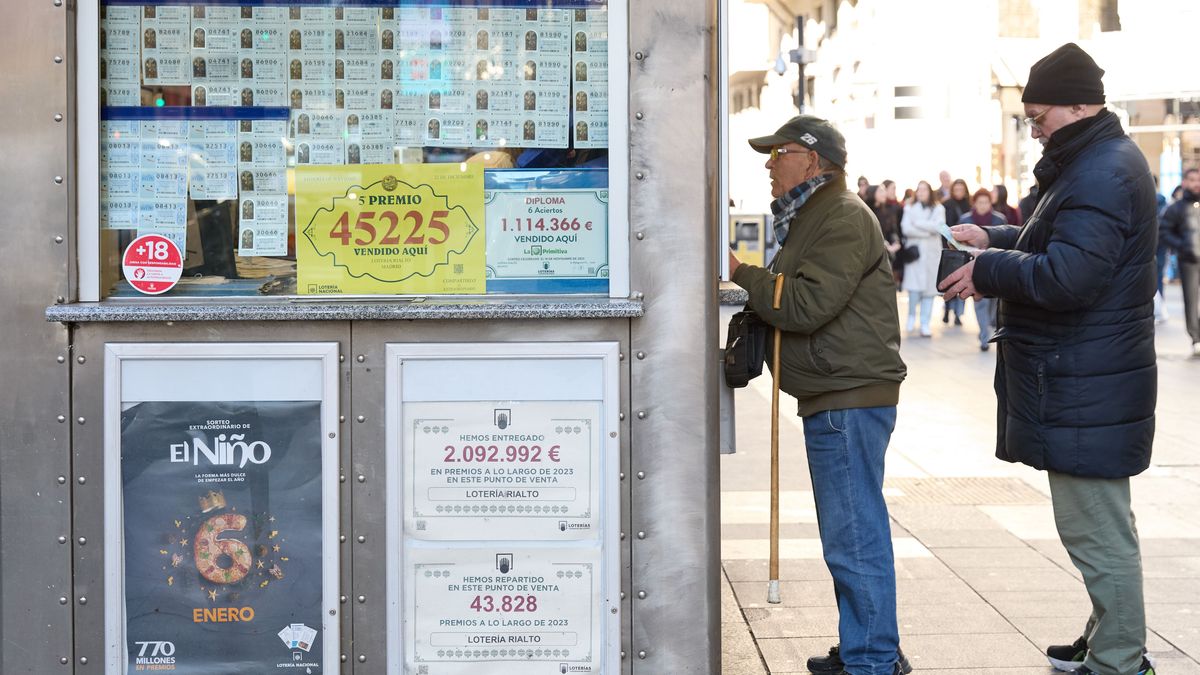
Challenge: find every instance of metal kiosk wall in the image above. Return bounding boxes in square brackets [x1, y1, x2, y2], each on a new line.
[0, 0, 719, 672]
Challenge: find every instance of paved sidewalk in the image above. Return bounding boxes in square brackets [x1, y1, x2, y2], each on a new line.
[721, 286, 1200, 674]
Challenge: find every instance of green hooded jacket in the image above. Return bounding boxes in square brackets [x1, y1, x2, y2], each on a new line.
[732, 175, 907, 415]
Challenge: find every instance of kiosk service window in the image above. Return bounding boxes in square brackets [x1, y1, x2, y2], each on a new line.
[98, 1, 614, 298]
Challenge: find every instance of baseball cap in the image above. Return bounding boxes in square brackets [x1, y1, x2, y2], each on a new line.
[748, 115, 847, 168]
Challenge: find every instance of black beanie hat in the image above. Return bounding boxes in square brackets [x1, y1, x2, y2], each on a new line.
[1022, 42, 1106, 105]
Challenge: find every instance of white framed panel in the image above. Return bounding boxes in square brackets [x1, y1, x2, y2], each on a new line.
[77, 0, 100, 301]
[103, 342, 341, 674]
[385, 342, 621, 674]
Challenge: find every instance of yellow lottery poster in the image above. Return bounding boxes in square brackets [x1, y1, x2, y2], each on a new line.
[296, 164, 484, 294]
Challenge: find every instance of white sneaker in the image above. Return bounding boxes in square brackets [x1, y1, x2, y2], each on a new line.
[1154, 294, 1167, 324]
[920, 327, 933, 338]
[906, 318, 916, 333]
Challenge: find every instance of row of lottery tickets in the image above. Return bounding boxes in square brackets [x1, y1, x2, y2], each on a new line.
[101, 118, 288, 257]
[99, 4, 609, 149]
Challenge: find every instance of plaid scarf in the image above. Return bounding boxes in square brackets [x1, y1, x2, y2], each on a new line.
[771, 174, 833, 248]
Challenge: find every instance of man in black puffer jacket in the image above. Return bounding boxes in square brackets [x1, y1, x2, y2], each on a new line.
[939, 44, 1157, 675]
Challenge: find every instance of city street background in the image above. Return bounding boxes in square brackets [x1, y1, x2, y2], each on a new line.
[720, 286, 1200, 674]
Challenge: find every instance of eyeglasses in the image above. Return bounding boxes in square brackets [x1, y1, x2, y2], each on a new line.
[1023, 107, 1052, 130]
[769, 146, 807, 161]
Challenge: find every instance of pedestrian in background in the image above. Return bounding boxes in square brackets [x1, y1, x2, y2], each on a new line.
[1159, 167, 1200, 355]
[940, 42, 1157, 675]
[729, 114, 909, 675]
[1018, 184, 1039, 226]
[899, 180, 945, 337]
[937, 170, 953, 201]
[857, 175, 871, 202]
[992, 184, 1022, 228]
[957, 188, 1006, 351]
[869, 186, 904, 280]
[941, 178, 972, 325]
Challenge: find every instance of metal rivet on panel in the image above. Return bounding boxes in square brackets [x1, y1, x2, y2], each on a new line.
[619, 472, 625, 480]
[637, 590, 647, 599]
[620, 532, 625, 540]
[341, 655, 347, 663]
[339, 415, 345, 423]
[635, 232, 644, 240]
[637, 471, 645, 480]
[357, 595, 366, 603]
[57, 476, 67, 484]
[57, 536, 67, 544]
[78, 597, 87, 605]
[76, 355, 85, 364]
[340, 595, 347, 604]
[54, 176, 64, 184]
[57, 355, 65, 363]
[339, 535, 346, 543]
[76, 417, 86, 425]
[358, 655, 366, 663]
[609, 431, 617, 438]
[611, 607, 618, 614]
[327, 432, 335, 439]
[55, 235, 64, 244]
[338, 354, 345, 362]
[339, 474, 346, 483]
[59, 596, 68, 605]
[54, 55, 63, 63]
[619, 412, 625, 421]
[79, 657, 88, 665]
[77, 476, 86, 484]
[357, 474, 366, 483]
[618, 352, 624, 360]
[621, 651, 626, 660]
[357, 535, 366, 543]
[78, 537, 87, 545]
[54, 0, 62, 6]
[634, 292, 645, 300]
[620, 591, 625, 600]
[60, 656, 69, 665]
[635, 351, 645, 360]
[56, 296, 65, 304]
[638, 650, 647, 659]
[636, 531, 646, 539]
[635, 172, 645, 180]
[634, 51, 644, 60]
[635, 112, 644, 120]
[356, 355, 365, 362]
[356, 415, 366, 423]
[54, 113, 63, 122]
[636, 411, 646, 419]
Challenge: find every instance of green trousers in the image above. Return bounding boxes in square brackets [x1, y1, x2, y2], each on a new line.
[1048, 472, 1147, 675]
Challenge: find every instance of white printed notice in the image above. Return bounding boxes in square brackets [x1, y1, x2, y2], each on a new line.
[403, 400, 601, 541]
[405, 546, 602, 674]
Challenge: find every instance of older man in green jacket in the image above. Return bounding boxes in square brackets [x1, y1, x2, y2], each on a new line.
[730, 115, 907, 675]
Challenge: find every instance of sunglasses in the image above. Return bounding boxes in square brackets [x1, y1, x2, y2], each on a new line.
[769, 146, 808, 161]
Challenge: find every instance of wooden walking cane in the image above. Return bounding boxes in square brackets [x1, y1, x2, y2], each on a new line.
[767, 273, 785, 604]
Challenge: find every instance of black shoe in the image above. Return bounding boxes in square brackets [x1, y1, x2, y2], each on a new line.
[954, 316, 962, 326]
[807, 644, 912, 674]
[1046, 636, 1087, 672]
[980, 344, 990, 352]
[942, 310, 950, 324]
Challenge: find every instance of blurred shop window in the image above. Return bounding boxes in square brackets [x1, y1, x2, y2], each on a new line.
[98, 1, 613, 299]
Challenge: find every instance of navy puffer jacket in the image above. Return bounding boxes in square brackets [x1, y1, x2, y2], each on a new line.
[973, 110, 1157, 478]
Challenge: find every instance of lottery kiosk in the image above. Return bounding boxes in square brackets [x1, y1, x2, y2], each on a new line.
[1, 0, 720, 673]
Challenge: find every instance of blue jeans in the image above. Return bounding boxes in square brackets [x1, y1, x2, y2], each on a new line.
[975, 297, 994, 347]
[802, 406, 899, 675]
